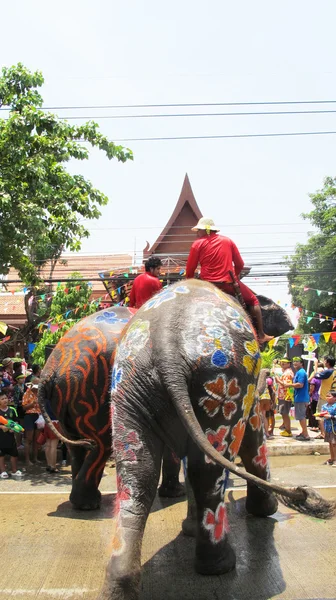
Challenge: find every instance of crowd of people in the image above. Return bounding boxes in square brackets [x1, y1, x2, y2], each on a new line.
[260, 355, 336, 465]
[0, 356, 67, 479]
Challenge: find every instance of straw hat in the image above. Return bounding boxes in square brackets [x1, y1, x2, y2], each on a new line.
[191, 217, 220, 232]
[2, 357, 13, 367]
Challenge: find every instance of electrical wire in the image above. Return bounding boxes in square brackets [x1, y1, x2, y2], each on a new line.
[113, 130, 336, 142]
[2, 99, 336, 111]
[50, 109, 336, 120]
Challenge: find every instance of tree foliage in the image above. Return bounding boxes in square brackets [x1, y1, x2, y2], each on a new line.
[0, 63, 133, 285]
[288, 176, 336, 334]
[32, 274, 96, 366]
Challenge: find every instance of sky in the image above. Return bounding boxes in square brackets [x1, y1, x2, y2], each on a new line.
[1, 0, 336, 319]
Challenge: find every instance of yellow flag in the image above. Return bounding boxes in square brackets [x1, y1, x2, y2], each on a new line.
[268, 338, 276, 349]
[0, 321, 8, 336]
[323, 332, 331, 342]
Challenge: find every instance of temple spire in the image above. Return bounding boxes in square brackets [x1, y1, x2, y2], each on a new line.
[143, 174, 203, 260]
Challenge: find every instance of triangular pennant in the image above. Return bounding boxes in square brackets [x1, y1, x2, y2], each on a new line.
[312, 333, 321, 344]
[323, 332, 331, 342]
[306, 317, 313, 323]
[331, 332, 336, 343]
[289, 338, 295, 348]
[303, 287, 309, 292]
[316, 290, 322, 296]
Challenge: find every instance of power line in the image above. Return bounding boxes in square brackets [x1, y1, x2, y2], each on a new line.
[52, 109, 336, 120]
[114, 130, 336, 142]
[2, 100, 336, 111]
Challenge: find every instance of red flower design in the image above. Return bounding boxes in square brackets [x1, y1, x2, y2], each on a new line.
[223, 399, 237, 419]
[205, 425, 230, 464]
[228, 419, 246, 458]
[114, 474, 132, 516]
[203, 502, 229, 543]
[252, 442, 268, 469]
[249, 401, 262, 431]
[114, 425, 143, 463]
[227, 377, 241, 399]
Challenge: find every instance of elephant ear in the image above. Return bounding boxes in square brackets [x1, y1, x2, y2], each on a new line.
[256, 295, 294, 337]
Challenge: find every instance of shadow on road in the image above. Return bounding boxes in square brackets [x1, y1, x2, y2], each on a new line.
[140, 494, 286, 600]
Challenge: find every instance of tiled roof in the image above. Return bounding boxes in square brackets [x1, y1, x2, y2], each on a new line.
[5, 253, 133, 293]
[0, 295, 26, 325]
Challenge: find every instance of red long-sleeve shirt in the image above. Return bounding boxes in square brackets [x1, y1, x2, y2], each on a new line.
[129, 273, 162, 309]
[186, 233, 244, 282]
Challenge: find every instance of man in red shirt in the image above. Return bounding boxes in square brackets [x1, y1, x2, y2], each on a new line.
[129, 257, 163, 309]
[186, 218, 272, 345]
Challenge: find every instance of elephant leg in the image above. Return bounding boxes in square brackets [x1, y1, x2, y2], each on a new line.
[238, 417, 278, 517]
[187, 445, 236, 576]
[69, 440, 109, 510]
[181, 473, 197, 537]
[99, 423, 163, 600]
[158, 446, 185, 498]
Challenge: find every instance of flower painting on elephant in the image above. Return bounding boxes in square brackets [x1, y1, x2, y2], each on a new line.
[97, 280, 325, 600]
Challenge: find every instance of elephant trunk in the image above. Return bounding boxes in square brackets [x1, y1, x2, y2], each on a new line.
[166, 378, 335, 520]
[37, 379, 95, 449]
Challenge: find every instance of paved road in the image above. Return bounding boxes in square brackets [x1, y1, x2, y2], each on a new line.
[0, 455, 335, 600]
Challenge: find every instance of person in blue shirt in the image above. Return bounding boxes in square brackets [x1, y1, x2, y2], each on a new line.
[321, 391, 336, 466]
[283, 357, 310, 441]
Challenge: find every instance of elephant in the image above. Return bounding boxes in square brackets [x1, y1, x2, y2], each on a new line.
[38, 306, 184, 510]
[97, 280, 334, 600]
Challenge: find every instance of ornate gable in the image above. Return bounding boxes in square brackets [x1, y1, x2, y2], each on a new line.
[143, 174, 203, 261]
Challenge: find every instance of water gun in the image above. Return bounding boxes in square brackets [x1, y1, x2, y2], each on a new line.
[314, 411, 329, 418]
[0, 415, 24, 433]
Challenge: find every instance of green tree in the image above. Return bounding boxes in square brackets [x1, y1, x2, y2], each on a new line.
[0, 63, 133, 285]
[288, 176, 336, 340]
[32, 274, 97, 366]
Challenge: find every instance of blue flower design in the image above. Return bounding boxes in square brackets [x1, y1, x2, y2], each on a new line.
[144, 285, 190, 311]
[95, 311, 129, 324]
[111, 365, 123, 393]
[211, 349, 229, 368]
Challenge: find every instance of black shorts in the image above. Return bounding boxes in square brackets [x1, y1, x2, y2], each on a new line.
[0, 446, 18, 458]
[23, 413, 39, 431]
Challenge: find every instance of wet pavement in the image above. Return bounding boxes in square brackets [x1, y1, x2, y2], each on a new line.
[0, 486, 335, 600]
[0, 414, 335, 600]
[0, 452, 335, 600]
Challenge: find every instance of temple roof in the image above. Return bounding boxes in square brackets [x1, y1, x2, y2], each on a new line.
[143, 174, 203, 260]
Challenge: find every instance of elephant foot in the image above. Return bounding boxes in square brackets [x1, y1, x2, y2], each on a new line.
[246, 487, 278, 517]
[158, 482, 186, 498]
[70, 484, 102, 511]
[195, 541, 236, 575]
[181, 517, 197, 537]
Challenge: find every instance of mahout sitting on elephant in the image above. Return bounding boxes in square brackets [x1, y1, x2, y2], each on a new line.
[38, 306, 184, 510]
[97, 280, 334, 600]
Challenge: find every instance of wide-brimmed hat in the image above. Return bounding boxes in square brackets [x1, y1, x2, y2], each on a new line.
[191, 218, 220, 232]
[2, 357, 13, 367]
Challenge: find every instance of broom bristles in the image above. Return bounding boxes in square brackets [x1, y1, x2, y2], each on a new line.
[278, 486, 335, 519]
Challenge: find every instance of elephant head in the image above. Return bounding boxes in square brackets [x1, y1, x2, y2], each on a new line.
[257, 295, 294, 337]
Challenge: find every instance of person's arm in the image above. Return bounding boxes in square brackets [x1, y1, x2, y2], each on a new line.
[186, 242, 200, 278]
[129, 282, 136, 307]
[315, 369, 333, 380]
[283, 373, 304, 389]
[231, 240, 245, 277]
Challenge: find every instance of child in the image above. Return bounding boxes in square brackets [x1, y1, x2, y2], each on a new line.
[0, 392, 23, 479]
[322, 390, 336, 467]
[259, 373, 275, 439]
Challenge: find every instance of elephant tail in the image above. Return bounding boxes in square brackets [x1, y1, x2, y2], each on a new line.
[167, 379, 335, 520]
[37, 379, 95, 449]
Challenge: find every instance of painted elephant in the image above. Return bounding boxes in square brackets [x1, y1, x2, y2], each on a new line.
[98, 280, 333, 600]
[38, 306, 184, 510]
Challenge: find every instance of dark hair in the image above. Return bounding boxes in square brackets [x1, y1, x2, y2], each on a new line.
[318, 362, 324, 368]
[324, 356, 335, 368]
[13, 362, 22, 373]
[32, 364, 41, 375]
[145, 257, 162, 272]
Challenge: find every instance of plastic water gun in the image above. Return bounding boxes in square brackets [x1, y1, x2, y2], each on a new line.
[314, 411, 329, 418]
[0, 415, 24, 433]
